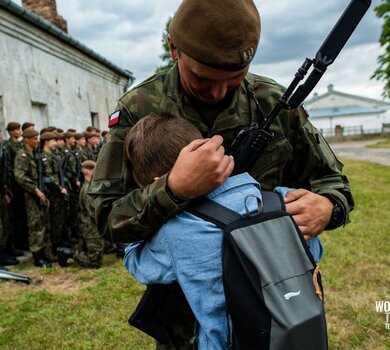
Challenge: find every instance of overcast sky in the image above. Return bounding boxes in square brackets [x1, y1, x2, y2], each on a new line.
[16, 0, 387, 101]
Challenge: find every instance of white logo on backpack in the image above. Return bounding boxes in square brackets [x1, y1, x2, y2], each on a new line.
[284, 291, 301, 300]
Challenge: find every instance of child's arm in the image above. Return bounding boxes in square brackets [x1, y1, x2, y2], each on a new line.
[123, 238, 176, 285]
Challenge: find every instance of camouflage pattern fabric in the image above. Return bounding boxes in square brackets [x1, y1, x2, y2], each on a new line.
[73, 181, 104, 268]
[0, 195, 10, 249]
[14, 147, 50, 253]
[89, 65, 355, 348]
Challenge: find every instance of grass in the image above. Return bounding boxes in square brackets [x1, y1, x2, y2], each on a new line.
[1, 158, 389, 349]
[366, 137, 390, 148]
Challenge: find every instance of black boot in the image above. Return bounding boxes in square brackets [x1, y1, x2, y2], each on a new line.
[7, 248, 24, 257]
[0, 250, 19, 266]
[33, 251, 52, 268]
[56, 247, 74, 267]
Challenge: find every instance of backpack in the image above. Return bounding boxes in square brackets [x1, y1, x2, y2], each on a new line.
[188, 191, 328, 350]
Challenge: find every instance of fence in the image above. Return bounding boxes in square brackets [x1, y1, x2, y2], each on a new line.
[319, 124, 388, 138]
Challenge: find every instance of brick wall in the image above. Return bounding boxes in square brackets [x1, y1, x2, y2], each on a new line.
[22, 0, 67, 33]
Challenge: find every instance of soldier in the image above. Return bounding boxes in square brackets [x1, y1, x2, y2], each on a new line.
[39, 132, 68, 256]
[22, 122, 35, 132]
[5, 122, 28, 254]
[57, 160, 104, 268]
[0, 131, 18, 266]
[90, 1, 354, 347]
[14, 129, 52, 267]
[82, 132, 98, 162]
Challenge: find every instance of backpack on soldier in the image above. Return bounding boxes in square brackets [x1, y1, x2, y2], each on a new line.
[188, 191, 328, 350]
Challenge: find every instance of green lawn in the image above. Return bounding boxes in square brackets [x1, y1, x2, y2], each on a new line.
[1, 158, 389, 349]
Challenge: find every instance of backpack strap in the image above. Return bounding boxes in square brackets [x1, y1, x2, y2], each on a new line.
[187, 190, 284, 228]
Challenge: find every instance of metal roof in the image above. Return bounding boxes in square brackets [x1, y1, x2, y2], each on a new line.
[0, 0, 134, 81]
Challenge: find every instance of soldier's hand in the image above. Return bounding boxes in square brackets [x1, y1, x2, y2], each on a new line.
[35, 188, 47, 204]
[60, 188, 68, 196]
[168, 135, 234, 200]
[284, 189, 333, 240]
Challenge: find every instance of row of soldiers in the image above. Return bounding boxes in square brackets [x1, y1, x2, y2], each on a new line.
[0, 121, 109, 268]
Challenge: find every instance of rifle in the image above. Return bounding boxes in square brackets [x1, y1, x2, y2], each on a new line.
[230, 0, 371, 175]
[0, 268, 30, 284]
[0, 142, 12, 189]
[127, 0, 371, 343]
[36, 153, 48, 207]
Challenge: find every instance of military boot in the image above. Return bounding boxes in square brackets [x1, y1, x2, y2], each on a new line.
[33, 250, 52, 268]
[56, 247, 74, 267]
[0, 250, 19, 266]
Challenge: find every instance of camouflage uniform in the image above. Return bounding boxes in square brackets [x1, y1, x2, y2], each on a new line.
[4, 139, 28, 250]
[90, 66, 354, 349]
[40, 150, 65, 250]
[73, 180, 104, 268]
[14, 146, 50, 254]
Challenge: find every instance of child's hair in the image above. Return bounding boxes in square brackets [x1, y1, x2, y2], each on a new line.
[124, 112, 202, 188]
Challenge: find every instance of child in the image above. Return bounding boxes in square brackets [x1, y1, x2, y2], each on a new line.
[123, 112, 323, 349]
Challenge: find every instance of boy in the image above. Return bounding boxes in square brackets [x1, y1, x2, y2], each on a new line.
[123, 113, 322, 349]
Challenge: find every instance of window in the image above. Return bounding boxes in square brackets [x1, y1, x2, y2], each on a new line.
[91, 112, 100, 128]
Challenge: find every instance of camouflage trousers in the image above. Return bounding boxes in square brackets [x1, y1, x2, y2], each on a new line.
[73, 221, 104, 268]
[24, 193, 50, 253]
[0, 195, 10, 249]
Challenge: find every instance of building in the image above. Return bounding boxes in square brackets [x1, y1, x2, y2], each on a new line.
[0, 0, 134, 134]
[305, 85, 390, 137]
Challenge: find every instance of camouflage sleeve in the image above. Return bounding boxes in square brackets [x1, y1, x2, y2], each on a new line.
[286, 106, 355, 223]
[89, 106, 187, 243]
[14, 153, 36, 194]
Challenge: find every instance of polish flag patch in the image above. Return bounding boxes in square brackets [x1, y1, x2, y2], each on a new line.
[108, 111, 121, 127]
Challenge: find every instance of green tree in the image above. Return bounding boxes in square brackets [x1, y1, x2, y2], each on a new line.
[155, 17, 175, 74]
[372, 0, 390, 99]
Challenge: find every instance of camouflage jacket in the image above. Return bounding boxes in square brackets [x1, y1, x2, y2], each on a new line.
[40, 151, 61, 193]
[4, 139, 22, 176]
[90, 65, 354, 242]
[79, 181, 98, 237]
[14, 146, 38, 195]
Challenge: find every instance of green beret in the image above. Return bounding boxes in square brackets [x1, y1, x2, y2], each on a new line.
[170, 0, 260, 71]
[22, 129, 39, 138]
[7, 122, 21, 131]
[56, 133, 65, 139]
[81, 160, 96, 170]
[74, 133, 85, 140]
[64, 132, 75, 138]
[40, 132, 57, 141]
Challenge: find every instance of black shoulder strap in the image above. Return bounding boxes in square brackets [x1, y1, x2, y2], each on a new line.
[187, 190, 284, 228]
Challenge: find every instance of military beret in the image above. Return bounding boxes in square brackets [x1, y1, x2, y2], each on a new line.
[7, 122, 21, 131]
[84, 132, 96, 139]
[22, 129, 39, 138]
[81, 160, 96, 170]
[56, 128, 64, 133]
[170, 0, 260, 71]
[64, 132, 75, 138]
[40, 132, 57, 141]
[74, 133, 85, 140]
[56, 133, 65, 139]
[22, 122, 35, 131]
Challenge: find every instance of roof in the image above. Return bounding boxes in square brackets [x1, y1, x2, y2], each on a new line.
[308, 105, 387, 119]
[0, 0, 134, 82]
[306, 86, 390, 107]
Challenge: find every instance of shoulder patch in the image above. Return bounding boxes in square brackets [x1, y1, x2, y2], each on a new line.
[108, 110, 121, 127]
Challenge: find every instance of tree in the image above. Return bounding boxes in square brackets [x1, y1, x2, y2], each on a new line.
[155, 17, 175, 74]
[372, 0, 390, 99]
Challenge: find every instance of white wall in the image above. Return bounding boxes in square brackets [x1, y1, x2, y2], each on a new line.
[0, 7, 128, 133]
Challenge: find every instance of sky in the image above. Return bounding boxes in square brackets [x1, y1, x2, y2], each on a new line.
[16, 0, 388, 101]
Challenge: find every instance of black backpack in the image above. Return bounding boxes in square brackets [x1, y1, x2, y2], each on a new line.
[188, 191, 328, 350]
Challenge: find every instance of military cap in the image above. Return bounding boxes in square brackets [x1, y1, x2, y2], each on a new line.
[74, 133, 85, 140]
[67, 128, 76, 133]
[40, 132, 57, 141]
[6, 122, 21, 131]
[22, 129, 39, 138]
[170, 0, 260, 71]
[56, 133, 65, 139]
[22, 122, 35, 131]
[56, 128, 64, 133]
[64, 131, 75, 138]
[84, 132, 96, 139]
[81, 160, 96, 170]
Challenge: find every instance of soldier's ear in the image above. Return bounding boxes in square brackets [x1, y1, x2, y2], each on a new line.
[168, 35, 179, 61]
